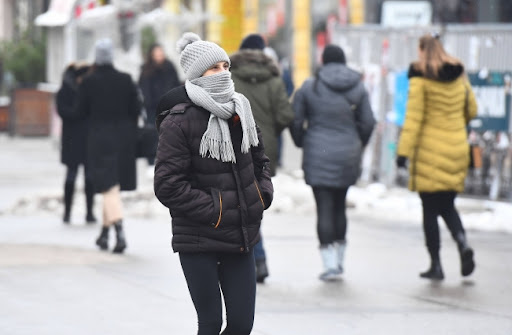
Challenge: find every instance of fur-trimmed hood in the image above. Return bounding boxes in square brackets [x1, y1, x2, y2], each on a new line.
[230, 50, 280, 83]
[408, 62, 464, 82]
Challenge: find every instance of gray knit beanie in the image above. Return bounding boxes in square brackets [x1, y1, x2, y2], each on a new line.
[176, 32, 230, 80]
[95, 38, 113, 65]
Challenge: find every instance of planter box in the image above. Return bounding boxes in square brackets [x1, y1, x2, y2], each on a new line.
[0, 104, 8, 132]
[9, 89, 53, 136]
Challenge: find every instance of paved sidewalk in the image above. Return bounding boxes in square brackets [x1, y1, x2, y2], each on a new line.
[1, 136, 512, 334]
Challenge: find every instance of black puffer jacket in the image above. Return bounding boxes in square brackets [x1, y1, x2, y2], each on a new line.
[154, 86, 274, 254]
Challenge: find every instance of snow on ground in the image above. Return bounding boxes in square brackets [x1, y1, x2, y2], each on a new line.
[3, 169, 512, 234]
[271, 170, 512, 234]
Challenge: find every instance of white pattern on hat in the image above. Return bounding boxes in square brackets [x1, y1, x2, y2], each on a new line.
[176, 32, 230, 80]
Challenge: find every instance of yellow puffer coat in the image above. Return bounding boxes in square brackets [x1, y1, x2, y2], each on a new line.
[397, 63, 477, 193]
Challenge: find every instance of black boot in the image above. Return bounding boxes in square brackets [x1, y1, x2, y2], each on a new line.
[455, 233, 475, 276]
[420, 257, 444, 280]
[256, 259, 269, 283]
[95, 226, 109, 250]
[112, 220, 127, 254]
[63, 181, 74, 224]
[85, 180, 97, 224]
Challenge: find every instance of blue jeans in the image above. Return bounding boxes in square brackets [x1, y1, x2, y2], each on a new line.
[253, 235, 266, 261]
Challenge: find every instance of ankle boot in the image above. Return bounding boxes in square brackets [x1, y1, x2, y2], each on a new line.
[334, 240, 346, 274]
[95, 226, 109, 250]
[455, 233, 475, 276]
[112, 220, 127, 254]
[420, 258, 444, 280]
[255, 259, 269, 283]
[63, 181, 74, 223]
[85, 180, 97, 224]
[319, 244, 341, 281]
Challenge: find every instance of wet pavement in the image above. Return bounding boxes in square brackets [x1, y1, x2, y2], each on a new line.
[1, 136, 511, 334]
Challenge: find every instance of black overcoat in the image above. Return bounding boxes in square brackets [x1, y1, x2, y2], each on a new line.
[138, 60, 180, 125]
[154, 86, 274, 254]
[74, 65, 140, 193]
[56, 68, 88, 166]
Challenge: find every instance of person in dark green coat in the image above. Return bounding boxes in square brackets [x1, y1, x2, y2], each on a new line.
[231, 34, 294, 283]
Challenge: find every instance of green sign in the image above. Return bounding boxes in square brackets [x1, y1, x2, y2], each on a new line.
[468, 72, 511, 132]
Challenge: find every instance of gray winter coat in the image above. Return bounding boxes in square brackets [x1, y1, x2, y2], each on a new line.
[291, 63, 375, 188]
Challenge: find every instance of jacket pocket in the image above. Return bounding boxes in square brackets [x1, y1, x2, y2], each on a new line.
[253, 180, 265, 209]
[210, 188, 223, 228]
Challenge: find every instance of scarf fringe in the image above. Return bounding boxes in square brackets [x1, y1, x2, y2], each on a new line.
[200, 136, 237, 163]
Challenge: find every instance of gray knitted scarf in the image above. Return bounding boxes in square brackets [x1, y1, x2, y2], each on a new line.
[185, 71, 259, 163]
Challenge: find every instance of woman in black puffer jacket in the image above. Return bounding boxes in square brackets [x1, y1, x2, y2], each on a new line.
[154, 32, 273, 335]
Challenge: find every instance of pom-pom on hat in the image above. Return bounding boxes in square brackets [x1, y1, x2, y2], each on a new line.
[176, 32, 230, 80]
[322, 45, 346, 65]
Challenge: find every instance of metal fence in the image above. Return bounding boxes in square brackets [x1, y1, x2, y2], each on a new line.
[331, 24, 512, 200]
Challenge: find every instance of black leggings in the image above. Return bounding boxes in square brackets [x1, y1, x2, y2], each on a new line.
[312, 187, 349, 245]
[419, 191, 465, 258]
[179, 250, 256, 335]
[65, 162, 92, 184]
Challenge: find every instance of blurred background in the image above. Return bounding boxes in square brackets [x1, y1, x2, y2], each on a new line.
[1, 2, 511, 334]
[0, 0, 511, 200]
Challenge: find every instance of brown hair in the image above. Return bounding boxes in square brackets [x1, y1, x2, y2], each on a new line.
[413, 34, 461, 79]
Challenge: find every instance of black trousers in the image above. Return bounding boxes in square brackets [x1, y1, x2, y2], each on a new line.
[312, 187, 349, 245]
[419, 191, 465, 258]
[179, 250, 256, 335]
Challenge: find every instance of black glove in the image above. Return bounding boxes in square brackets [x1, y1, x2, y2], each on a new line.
[396, 156, 408, 169]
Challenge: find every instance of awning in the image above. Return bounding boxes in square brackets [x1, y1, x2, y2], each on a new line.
[35, 0, 77, 27]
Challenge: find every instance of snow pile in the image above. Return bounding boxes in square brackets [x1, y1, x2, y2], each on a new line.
[270, 171, 512, 234]
[2, 168, 511, 234]
[268, 171, 314, 214]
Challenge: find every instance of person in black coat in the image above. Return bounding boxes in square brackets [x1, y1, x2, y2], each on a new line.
[154, 32, 273, 335]
[56, 63, 96, 224]
[138, 44, 180, 166]
[74, 39, 141, 254]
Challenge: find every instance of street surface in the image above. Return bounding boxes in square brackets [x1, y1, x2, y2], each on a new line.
[1, 135, 511, 334]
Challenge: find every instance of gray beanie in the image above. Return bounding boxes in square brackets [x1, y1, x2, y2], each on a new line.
[176, 32, 230, 80]
[95, 38, 113, 65]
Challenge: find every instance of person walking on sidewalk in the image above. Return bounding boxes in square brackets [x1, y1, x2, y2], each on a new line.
[56, 62, 96, 224]
[230, 33, 293, 283]
[396, 34, 477, 280]
[291, 45, 375, 281]
[138, 44, 180, 167]
[74, 39, 141, 254]
[154, 32, 273, 335]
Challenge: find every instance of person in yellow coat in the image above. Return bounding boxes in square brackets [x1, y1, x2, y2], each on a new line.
[396, 34, 477, 280]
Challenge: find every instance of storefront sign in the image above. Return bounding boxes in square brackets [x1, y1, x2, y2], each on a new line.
[468, 72, 511, 132]
[381, 1, 432, 27]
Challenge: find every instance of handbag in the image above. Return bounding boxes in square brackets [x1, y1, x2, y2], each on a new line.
[136, 125, 158, 158]
[464, 85, 482, 169]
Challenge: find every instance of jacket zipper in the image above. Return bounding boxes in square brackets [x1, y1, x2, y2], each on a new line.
[214, 191, 222, 228]
[254, 181, 265, 208]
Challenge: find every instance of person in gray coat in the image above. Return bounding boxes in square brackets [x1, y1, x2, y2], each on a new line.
[291, 45, 375, 281]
